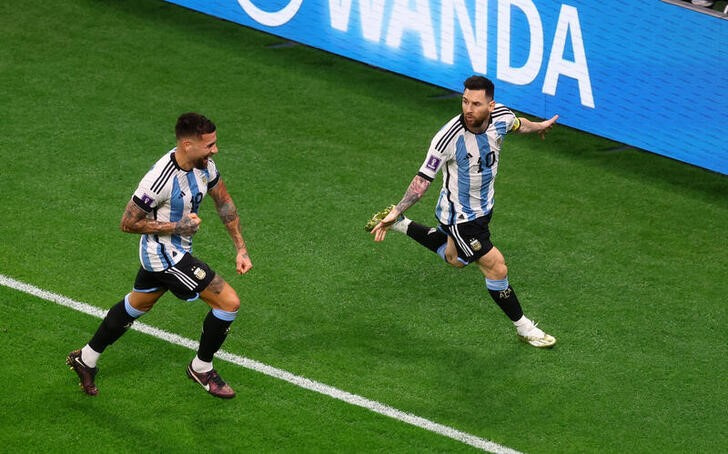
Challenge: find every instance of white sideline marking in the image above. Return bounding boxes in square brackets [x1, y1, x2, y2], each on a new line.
[0, 274, 521, 454]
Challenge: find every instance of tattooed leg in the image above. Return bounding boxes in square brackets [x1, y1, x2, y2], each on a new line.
[200, 274, 240, 312]
[205, 274, 225, 295]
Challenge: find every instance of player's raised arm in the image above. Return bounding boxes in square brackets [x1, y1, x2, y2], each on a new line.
[371, 174, 431, 242]
[208, 177, 252, 275]
[515, 114, 559, 139]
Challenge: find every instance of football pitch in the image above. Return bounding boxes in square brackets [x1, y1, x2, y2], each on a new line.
[1, 1, 727, 452]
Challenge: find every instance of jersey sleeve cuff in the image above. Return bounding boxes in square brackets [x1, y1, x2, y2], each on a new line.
[132, 195, 153, 212]
[417, 171, 434, 182]
[207, 173, 220, 190]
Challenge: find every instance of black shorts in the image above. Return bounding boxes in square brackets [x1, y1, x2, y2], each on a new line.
[133, 253, 216, 301]
[440, 213, 494, 264]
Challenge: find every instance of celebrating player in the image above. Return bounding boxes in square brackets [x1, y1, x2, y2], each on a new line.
[367, 76, 558, 348]
[67, 112, 252, 398]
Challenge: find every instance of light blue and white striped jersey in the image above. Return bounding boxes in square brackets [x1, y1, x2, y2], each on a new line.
[417, 104, 520, 225]
[131, 149, 220, 271]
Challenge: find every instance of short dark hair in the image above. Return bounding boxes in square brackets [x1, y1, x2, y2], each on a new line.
[175, 112, 216, 139]
[463, 76, 494, 99]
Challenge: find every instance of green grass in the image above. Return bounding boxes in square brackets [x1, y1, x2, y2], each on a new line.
[1, 0, 727, 452]
[0, 287, 470, 452]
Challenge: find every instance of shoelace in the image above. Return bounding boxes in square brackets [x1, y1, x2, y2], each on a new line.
[208, 370, 226, 387]
[520, 322, 542, 337]
[528, 322, 543, 335]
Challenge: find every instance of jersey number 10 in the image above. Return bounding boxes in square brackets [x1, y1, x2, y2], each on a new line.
[477, 152, 497, 173]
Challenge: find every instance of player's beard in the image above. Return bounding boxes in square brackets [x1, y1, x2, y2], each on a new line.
[194, 157, 209, 169]
[464, 113, 489, 132]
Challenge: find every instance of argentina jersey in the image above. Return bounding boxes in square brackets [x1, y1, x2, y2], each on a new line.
[417, 104, 520, 225]
[131, 149, 220, 272]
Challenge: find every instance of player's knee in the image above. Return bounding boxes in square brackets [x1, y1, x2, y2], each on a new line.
[491, 263, 507, 279]
[445, 253, 465, 268]
[224, 291, 241, 313]
[445, 251, 457, 265]
[129, 292, 160, 312]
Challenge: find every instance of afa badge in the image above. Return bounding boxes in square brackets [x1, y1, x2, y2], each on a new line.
[193, 267, 207, 280]
[469, 238, 482, 251]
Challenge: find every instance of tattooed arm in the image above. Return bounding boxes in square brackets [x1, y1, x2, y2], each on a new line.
[394, 174, 431, 215]
[120, 199, 200, 235]
[208, 178, 252, 274]
[371, 174, 431, 242]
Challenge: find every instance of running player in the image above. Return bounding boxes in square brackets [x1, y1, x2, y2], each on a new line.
[367, 76, 558, 348]
[67, 112, 252, 398]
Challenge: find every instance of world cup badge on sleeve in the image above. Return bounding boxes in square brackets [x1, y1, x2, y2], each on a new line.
[426, 155, 441, 171]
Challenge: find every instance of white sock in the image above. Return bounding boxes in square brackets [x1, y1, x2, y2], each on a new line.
[513, 316, 534, 334]
[81, 345, 101, 368]
[191, 355, 213, 373]
[390, 217, 411, 234]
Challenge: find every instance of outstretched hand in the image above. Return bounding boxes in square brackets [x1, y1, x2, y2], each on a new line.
[370, 209, 400, 242]
[537, 114, 559, 140]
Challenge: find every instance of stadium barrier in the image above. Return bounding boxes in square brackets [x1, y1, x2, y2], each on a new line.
[165, 0, 728, 175]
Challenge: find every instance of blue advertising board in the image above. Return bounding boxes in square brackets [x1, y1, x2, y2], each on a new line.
[166, 0, 728, 174]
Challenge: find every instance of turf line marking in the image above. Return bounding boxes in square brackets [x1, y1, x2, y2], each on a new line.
[0, 274, 521, 454]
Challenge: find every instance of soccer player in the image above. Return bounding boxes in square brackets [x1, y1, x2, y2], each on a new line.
[367, 76, 558, 348]
[67, 113, 252, 398]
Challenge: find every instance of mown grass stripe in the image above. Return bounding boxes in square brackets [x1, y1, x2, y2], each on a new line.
[0, 273, 521, 454]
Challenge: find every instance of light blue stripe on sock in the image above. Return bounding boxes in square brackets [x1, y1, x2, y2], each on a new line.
[124, 294, 146, 318]
[485, 277, 509, 291]
[436, 243, 447, 261]
[212, 308, 238, 321]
